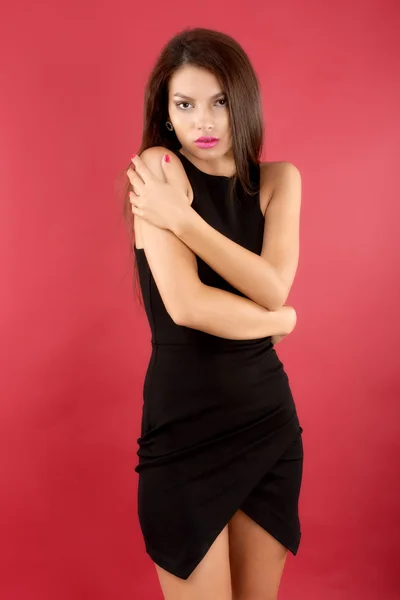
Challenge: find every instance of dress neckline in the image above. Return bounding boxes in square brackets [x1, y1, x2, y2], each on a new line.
[176, 151, 236, 181]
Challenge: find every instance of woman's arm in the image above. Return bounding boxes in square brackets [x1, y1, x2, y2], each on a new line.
[177, 284, 296, 341]
[132, 149, 296, 339]
[270, 333, 289, 346]
[174, 162, 301, 312]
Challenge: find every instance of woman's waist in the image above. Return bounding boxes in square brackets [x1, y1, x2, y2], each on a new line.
[145, 340, 288, 396]
[150, 333, 273, 353]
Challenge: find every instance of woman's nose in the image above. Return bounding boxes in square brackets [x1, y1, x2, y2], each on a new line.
[194, 106, 215, 127]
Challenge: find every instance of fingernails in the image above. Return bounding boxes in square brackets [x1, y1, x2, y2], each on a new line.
[130, 154, 136, 161]
[164, 154, 170, 163]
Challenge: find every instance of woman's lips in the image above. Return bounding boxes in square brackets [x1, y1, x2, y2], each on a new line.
[195, 139, 219, 149]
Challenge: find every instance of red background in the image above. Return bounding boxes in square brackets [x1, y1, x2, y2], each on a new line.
[1, 1, 399, 598]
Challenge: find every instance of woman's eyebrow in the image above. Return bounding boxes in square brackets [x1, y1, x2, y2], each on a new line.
[173, 92, 225, 101]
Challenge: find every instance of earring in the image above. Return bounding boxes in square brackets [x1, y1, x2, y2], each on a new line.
[166, 120, 174, 132]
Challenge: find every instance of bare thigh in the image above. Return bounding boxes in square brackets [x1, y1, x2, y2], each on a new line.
[154, 525, 232, 600]
[228, 509, 288, 600]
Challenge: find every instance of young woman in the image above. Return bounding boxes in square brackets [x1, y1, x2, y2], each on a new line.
[122, 27, 303, 600]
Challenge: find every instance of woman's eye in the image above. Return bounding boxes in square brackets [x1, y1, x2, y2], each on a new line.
[176, 99, 228, 110]
[176, 102, 192, 110]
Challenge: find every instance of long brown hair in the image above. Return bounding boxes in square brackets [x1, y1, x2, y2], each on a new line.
[116, 27, 265, 306]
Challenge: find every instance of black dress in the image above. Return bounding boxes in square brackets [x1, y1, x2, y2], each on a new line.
[134, 149, 304, 580]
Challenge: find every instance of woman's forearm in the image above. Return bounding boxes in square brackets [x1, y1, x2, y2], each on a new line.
[179, 283, 295, 340]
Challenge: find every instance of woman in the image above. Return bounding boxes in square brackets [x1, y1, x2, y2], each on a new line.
[122, 27, 303, 600]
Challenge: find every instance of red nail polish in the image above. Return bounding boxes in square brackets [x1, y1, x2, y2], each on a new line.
[164, 154, 170, 163]
[131, 154, 136, 160]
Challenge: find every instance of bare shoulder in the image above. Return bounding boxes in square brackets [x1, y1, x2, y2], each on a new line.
[261, 160, 300, 185]
[260, 161, 300, 214]
[138, 146, 189, 193]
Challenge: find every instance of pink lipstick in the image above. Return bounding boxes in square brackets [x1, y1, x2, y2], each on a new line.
[195, 137, 219, 149]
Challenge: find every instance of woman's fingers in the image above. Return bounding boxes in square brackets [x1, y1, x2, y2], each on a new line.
[130, 154, 156, 184]
[127, 167, 145, 195]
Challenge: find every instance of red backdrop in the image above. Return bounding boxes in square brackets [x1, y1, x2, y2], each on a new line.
[1, 1, 399, 598]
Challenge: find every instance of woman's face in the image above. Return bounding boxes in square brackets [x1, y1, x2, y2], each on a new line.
[167, 65, 233, 167]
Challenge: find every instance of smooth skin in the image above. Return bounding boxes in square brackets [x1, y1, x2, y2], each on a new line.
[134, 64, 292, 599]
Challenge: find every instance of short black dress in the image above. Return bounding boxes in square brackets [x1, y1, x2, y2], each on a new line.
[134, 149, 304, 580]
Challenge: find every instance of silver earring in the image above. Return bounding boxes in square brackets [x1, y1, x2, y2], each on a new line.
[166, 120, 174, 132]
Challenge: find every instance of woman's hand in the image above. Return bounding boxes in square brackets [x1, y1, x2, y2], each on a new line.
[127, 153, 191, 234]
[271, 333, 288, 346]
[271, 305, 297, 346]
[284, 305, 297, 333]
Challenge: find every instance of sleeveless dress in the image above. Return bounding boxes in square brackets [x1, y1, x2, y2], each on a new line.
[133, 149, 304, 580]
